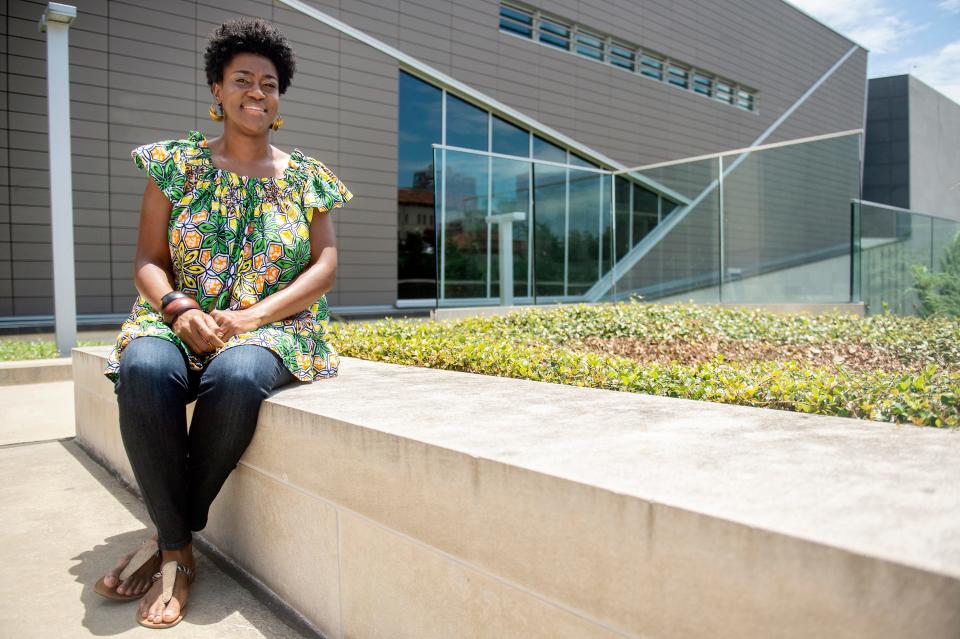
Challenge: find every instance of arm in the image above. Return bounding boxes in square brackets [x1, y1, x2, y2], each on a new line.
[210, 208, 338, 340]
[134, 179, 224, 353]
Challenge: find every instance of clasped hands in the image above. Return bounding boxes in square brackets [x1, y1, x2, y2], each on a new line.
[171, 308, 262, 354]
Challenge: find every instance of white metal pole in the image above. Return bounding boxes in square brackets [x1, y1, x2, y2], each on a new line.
[40, 3, 78, 355]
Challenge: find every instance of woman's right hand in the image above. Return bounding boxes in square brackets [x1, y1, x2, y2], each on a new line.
[171, 309, 226, 354]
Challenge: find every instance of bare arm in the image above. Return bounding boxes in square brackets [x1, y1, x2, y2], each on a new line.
[134, 179, 224, 353]
[210, 208, 338, 340]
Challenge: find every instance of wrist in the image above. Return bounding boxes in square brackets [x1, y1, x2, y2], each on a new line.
[162, 296, 201, 325]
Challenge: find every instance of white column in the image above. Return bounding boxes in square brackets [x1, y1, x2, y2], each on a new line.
[40, 3, 78, 355]
[485, 212, 525, 306]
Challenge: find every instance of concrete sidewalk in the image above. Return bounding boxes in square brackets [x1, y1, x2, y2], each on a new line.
[0, 380, 319, 638]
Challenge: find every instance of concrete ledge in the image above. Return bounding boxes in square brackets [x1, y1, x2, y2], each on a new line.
[0, 357, 72, 385]
[73, 346, 960, 638]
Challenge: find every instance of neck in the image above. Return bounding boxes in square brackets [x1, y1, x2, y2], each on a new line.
[219, 122, 272, 162]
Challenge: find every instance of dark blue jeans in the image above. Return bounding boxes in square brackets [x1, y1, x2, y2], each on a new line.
[115, 336, 295, 550]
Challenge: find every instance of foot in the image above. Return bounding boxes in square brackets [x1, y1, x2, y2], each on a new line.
[102, 535, 161, 597]
[138, 546, 195, 626]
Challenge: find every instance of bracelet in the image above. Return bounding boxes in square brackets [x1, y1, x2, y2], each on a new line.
[161, 297, 201, 325]
[160, 290, 190, 308]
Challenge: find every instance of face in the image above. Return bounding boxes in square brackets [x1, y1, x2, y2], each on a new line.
[212, 52, 280, 133]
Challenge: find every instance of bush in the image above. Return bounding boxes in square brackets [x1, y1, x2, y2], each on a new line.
[913, 230, 960, 317]
[329, 303, 960, 429]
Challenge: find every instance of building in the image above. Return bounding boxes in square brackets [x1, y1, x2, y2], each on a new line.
[0, 0, 868, 325]
[863, 74, 960, 221]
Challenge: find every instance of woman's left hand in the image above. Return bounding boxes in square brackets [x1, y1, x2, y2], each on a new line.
[210, 308, 263, 342]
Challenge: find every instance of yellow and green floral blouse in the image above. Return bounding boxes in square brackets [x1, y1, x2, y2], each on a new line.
[104, 130, 353, 383]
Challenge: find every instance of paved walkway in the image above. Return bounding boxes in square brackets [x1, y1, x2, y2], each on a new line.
[0, 380, 319, 638]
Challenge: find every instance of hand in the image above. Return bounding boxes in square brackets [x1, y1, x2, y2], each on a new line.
[171, 309, 225, 354]
[209, 308, 263, 343]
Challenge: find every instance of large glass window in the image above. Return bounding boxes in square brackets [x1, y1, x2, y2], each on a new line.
[446, 94, 488, 151]
[492, 116, 530, 157]
[568, 170, 604, 295]
[442, 153, 490, 299]
[632, 185, 659, 246]
[397, 71, 442, 300]
[533, 164, 567, 297]
[615, 177, 631, 262]
[533, 136, 566, 163]
[491, 158, 532, 299]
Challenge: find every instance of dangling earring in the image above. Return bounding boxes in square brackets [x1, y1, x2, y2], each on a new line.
[208, 102, 224, 122]
[270, 116, 284, 131]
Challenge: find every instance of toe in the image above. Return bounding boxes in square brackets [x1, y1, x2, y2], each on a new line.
[162, 598, 181, 623]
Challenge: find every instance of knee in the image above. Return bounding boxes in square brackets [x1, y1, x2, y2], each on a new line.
[199, 347, 278, 401]
[116, 338, 187, 397]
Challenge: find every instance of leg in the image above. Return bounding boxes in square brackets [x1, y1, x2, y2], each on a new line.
[186, 345, 295, 531]
[115, 336, 195, 551]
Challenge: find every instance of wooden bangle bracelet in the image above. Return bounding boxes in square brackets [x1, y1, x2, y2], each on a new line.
[161, 297, 201, 325]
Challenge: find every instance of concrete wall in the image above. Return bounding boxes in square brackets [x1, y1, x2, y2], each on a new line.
[0, 0, 865, 318]
[908, 75, 960, 221]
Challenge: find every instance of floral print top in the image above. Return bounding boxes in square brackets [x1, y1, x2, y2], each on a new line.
[104, 130, 353, 383]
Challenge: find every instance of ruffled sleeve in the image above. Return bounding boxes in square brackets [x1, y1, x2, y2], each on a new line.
[299, 155, 353, 221]
[131, 131, 206, 203]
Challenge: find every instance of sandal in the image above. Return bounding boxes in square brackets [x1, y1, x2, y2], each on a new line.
[93, 539, 160, 602]
[137, 560, 196, 629]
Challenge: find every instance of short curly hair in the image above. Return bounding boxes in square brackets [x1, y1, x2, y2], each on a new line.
[204, 18, 296, 94]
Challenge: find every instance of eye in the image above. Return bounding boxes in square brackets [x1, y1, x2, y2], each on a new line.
[235, 77, 249, 85]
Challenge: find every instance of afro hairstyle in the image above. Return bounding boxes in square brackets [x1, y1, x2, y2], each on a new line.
[204, 18, 296, 94]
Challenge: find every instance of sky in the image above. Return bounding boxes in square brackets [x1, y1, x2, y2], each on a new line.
[787, 0, 960, 104]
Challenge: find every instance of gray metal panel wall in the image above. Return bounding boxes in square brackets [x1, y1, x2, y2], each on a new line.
[1, 0, 398, 317]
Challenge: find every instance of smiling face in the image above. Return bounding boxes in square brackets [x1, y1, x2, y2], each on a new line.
[212, 52, 280, 134]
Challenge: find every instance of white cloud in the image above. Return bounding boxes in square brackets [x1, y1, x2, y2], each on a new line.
[898, 40, 960, 105]
[939, 0, 960, 14]
[787, 0, 924, 53]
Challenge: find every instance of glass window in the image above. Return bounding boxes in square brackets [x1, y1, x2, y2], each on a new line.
[442, 152, 490, 299]
[667, 63, 689, 89]
[737, 89, 755, 111]
[397, 71, 443, 300]
[715, 80, 734, 104]
[492, 158, 531, 299]
[499, 4, 533, 38]
[538, 18, 571, 50]
[533, 163, 567, 297]
[640, 53, 663, 80]
[632, 185, 659, 246]
[569, 153, 600, 169]
[533, 135, 567, 163]
[568, 169, 604, 295]
[615, 177, 631, 262]
[610, 43, 635, 71]
[575, 31, 604, 61]
[446, 94, 488, 151]
[492, 116, 530, 157]
[693, 72, 713, 97]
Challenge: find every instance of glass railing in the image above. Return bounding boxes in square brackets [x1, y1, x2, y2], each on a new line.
[433, 146, 611, 307]
[609, 131, 862, 304]
[429, 132, 956, 315]
[855, 202, 960, 315]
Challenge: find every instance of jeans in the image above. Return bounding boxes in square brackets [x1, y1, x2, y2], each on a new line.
[115, 336, 295, 550]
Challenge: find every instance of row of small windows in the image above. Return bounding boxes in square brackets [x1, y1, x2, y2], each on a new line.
[499, 2, 757, 112]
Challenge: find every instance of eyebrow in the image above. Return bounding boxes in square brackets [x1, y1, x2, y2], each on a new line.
[232, 69, 279, 80]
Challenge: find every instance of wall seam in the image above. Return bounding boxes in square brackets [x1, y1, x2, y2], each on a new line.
[5, 8, 12, 314]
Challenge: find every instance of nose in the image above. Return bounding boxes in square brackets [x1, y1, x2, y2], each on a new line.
[248, 85, 266, 99]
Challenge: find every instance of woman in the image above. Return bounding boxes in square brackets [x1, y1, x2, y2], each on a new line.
[92, 18, 351, 629]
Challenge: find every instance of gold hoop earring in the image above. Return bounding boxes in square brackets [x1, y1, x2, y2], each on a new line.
[208, 102, 224, 122]
[270, 116, 284, 131]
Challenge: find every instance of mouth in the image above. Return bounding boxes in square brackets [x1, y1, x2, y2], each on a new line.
[241, 105, 267, 114]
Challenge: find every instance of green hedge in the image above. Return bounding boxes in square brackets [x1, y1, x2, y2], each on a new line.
[329, 303, 960, 428]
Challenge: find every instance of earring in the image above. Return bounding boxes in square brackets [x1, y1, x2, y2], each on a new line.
[208, 102, 224, 122]
[270, 116, 284, 131]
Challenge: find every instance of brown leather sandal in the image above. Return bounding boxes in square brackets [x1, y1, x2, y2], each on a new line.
[137, 560, 196, 629]
[93, 539, 160, 602]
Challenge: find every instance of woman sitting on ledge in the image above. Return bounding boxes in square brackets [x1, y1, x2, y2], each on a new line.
[93, 17, 352, 629]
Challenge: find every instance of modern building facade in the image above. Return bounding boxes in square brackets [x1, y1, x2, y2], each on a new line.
[863, 74, 960, 221]
[0, 0, 868, 324]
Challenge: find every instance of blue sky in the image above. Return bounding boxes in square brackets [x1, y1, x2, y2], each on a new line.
[787, 0, 960, 104]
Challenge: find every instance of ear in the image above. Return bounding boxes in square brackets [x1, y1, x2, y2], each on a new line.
[211, 83, 222, 104]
